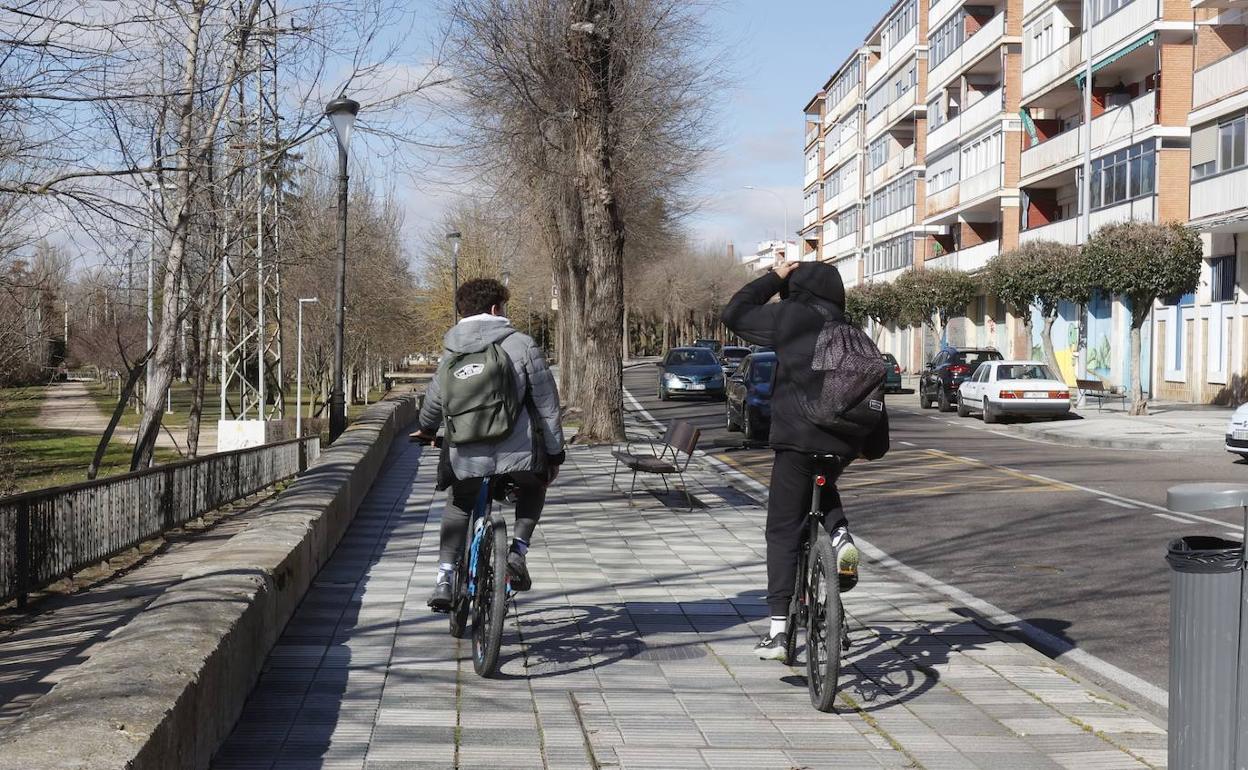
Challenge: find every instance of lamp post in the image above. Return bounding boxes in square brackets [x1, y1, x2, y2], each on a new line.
[325, 95, 360, 443]
[296, 297, 318, 439]
[447, 231, 462, 322]
[743, 185, 790, 256]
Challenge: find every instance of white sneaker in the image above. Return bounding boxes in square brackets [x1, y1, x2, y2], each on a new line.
[829, 525, 859, 593]
[753, 633, 788, 661]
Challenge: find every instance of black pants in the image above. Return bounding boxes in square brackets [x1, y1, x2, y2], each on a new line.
[766, 450, 848, 616]
[438, 471, 546, 565]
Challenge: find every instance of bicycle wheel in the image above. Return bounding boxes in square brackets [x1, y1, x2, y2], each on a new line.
[471, 514, 509, 676]
[805, 530, 843, 712]
[449, 553, 470, 639]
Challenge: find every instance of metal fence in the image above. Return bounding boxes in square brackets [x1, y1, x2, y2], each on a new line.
[0, 436, 320, 607]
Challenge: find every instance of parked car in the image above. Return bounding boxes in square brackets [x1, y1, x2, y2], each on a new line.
[725, 352, 776, 442]
[657, 347, 726, 400]
[957, 360, 1071, 423]
[919, 347, 1004, 412]
[1226, 403, 1248, 458]
[882, 353, 902, 393]
[719, 345, 751, 375]
[693, 338, 723, 356]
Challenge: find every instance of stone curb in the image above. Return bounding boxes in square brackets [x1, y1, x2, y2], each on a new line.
[1001, 418, 1224, 452]
[0, 396, 419, 770]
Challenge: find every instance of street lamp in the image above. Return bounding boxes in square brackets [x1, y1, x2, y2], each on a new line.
[743, 185, 791, 255]
[296, 297, 318, 439]
[446, 231, 462, 322]
[325, 95, 360, 443]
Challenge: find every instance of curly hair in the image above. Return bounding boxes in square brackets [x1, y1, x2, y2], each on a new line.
[456, 278, 510, 317]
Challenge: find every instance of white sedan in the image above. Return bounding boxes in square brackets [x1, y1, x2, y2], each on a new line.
[1226, 403, 1248, 458]
[957, 360, 1072, 423]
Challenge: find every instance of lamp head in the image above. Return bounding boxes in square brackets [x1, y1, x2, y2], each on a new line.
[324, 96, 361, 152]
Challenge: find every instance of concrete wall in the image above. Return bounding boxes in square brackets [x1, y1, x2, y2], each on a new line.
[0, 395, 420, 770]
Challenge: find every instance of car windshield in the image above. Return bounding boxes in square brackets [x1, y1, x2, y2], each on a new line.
[953, 351, 999, 368]
[997, 364, 1056, 381]
[666, 349, 717, 366]
[723, 348, 749, 360]
[750, 360, 775, 383]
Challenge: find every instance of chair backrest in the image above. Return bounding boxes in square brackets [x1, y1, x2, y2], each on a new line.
[1076, 379, 1103, 392]
[666, 420, 701, 471]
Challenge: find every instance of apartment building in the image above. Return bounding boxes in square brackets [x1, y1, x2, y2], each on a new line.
[1166, 0, 1248, 403]
[803, 0, 1217, 398]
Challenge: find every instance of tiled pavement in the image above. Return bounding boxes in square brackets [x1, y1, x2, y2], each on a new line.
[212, 434, 1167, 769]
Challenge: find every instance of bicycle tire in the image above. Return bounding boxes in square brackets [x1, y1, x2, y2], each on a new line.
[449, 554, 470, 639]
[805, 531, 843, 712]
[471, 515, 509, 676]
[783, 546, 804, 666]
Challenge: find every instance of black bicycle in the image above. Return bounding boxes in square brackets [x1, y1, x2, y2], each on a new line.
[783, 457, 850, 712]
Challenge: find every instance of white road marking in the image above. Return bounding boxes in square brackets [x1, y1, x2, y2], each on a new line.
[899, 440, 916, 447]
[957, 456, 978, 463]
[1028, 474, 1239, 529]
[1100, 498, 1139, 510]
[1154, 513, 1198, 525]
[624, 382, 1171, 712]
[1226, 532, 1243, 540]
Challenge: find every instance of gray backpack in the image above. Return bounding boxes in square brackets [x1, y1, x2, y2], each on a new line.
[439, 332, 520, 444]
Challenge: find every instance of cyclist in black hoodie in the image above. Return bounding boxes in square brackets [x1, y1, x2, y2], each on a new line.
[722, 260, 890, 659]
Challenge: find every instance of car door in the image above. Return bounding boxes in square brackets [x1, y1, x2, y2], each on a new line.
[923, 351, 943, 395]
[963, 364, 986, 402]
[727, 356, 749, 420]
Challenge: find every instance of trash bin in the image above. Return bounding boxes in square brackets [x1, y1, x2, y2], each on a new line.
[1168, 535, 1244, 770]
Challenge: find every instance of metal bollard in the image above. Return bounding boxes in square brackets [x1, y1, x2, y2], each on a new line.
[1167, 483, 1248, 770]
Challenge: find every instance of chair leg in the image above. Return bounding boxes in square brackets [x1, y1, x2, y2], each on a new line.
[678, 470, 693, 510]
[661, 474, 670, 493]
[628, 470, 638, 505]
[610, 457, 620, 491]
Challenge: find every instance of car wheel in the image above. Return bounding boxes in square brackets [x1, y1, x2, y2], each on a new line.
[956, 397, 970, 418]
[982, 398, 998, 424]
[919, 384, 933, 409]
[938, 388, 953, 413]
[743, 407, 757, 444]
[658, 384, 669, 401]
[726, 404, 739, 432]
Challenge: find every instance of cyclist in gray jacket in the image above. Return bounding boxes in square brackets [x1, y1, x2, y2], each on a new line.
[412, 278, 565, 609]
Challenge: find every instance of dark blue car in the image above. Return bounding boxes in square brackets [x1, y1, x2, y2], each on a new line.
[725, 352, 776, 443]
[657, 347, 726, 400]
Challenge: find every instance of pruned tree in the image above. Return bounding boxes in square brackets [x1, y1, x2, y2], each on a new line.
[893, 267, 978, 347]
[844, 281, 902, 339]
[1082, 221, 1202, 415]
[983, 240, 1088, 374]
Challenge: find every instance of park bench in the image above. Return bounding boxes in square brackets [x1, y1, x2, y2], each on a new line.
[611, 420, 701, 509]
[1076, 378, 1127, 411]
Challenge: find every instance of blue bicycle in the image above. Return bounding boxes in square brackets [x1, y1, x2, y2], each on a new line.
[445, 474, 514, 677]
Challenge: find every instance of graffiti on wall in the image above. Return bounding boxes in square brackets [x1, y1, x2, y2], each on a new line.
[1029, 292, 1151, 391]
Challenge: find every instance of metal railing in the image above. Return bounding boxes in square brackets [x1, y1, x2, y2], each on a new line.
[0, 436, 321, 607]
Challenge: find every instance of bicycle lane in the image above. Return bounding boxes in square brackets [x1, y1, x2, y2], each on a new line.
[212, 415, 1164, 769]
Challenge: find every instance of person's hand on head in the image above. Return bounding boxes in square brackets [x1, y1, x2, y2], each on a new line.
[772, 260, 799, 280]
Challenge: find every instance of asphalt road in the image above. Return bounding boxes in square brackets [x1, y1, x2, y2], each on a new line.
[623, 363, 1248, 716]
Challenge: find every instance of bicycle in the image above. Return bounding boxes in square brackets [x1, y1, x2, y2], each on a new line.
[424, 438, 513, 677]
[782, 457, 851, 712]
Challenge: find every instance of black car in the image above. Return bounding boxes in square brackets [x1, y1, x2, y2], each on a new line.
[693, 338, 723, 356]
[719, 345, 751, 375]
[657, 347, 726, 400]
[725, 352, 776, 442]
[919, 347, 1004, 412]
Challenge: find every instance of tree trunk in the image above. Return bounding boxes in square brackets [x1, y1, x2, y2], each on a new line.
[1129, 295, 1148, 415]
[88, 352, 150, 480]
[568, 0, 626, 443]
[186, 306, 209, 456]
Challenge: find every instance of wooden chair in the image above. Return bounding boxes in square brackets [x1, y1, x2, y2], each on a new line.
[610, 420, 701, 509]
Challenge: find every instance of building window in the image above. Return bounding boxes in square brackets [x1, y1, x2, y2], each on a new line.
[836, 206, 859, 239]
[1090, 140, 1155, 209]
[960, 131, 1001, 178]
[1092, 0, 1133, 24]
[869, 136, 889, 170]
[869, 174, 916, 223]
[868, 233, 914, 275]
[806, 150, 818, 176]
[1024, 15, 1055, 67]
[931, 10, 966, 67]
[866, 84, 889, 120]
[1220, 114, 1246, 174]
[827, 59, 861, 106]
[885, 0, 917, 47]
[928, 166, 955, 194]
[1212, 255, 1237, 303]
[804, 189, 819, 214]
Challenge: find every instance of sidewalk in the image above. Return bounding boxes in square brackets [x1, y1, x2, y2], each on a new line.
[213, 434, 1166, 769]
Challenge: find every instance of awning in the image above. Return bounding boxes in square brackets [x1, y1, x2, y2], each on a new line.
[1019, 108, 1040, 145]
[1074, 32, 1157, 89]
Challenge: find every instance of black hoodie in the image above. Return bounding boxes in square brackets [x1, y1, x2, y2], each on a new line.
[722, 263, 889, 459]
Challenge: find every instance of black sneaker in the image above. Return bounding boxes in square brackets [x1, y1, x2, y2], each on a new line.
[507, 550, 532, 591]
[428, 579, 452, 612]
[754, 633, 788, 661]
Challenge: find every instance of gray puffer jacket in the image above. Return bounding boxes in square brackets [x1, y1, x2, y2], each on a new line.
[418, 314, 565, 481]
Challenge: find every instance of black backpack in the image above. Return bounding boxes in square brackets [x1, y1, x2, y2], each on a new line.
[799, 307, 890, 437]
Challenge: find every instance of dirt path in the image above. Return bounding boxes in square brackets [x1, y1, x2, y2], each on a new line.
[35, 382, 214, 453]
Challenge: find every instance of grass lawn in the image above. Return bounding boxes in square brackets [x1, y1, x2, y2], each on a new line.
[1, 387, 178, 495]
[88, 380, 198, 429]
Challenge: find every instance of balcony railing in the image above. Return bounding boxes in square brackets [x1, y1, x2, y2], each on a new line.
[1023, 34, 1083, 100]
[927, 185, 960, 216]
[927, 87, 1005, 157]
[827, 133, 860, 170]
[873, 144, 918, 183]
[867, 27, 919, 91]
[825, 85, 862, 125]
[1089, 193, 1155, 231]
[1193, 45, 1248, 112]
[929, 14, 1006, 91]
[824, 231, 859, 260]
[1020, 216, 1080, 245]
[804, 165, 820, 189]
[962, 165, 1004, 202]
[828, 184, 861, 213]
[930, 0, 965, 29]
[1191, 167, 1248, 222]
[803, 206, 820, 229]
[1023, 0, 1056, 18]
[926, 239, 1000, 272]
[805, 125, 820, 147]
[1020, 90, 1157, 181]
[868, 205, 917, 238]
[1090, 0, 1157, 61]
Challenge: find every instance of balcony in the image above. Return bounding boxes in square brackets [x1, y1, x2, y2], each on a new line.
[1193, 45, 1248, 113]
[929, 14, 1007, 92]
[826, 84, 862, 124]
[871, 144, 918, 184]
[1020, 216, 1080, 245]
[828, 183, 861, 214]
[1020, 91, 1157, 182]
[1089, 193, 1156, 231]
[804, 165, 820, 190]
[869, 206, 916, 238]
[929, 88, 1006, 156]
[961, 165, 1004, 203]
[803, 205, 820, 229]
[1022, 34, 1082, 101]
[827, 132, 860, 171]
[866, 87, 922, 139]
[930, 0, 964, 29]
[927, 184, 960, 217]
[805, 125, 820, 148]
[927, 239, 1001, 272]
[823, 231, 859, 260]
[1191, 167, 1248, 222]
[1024, 0, 1056, 18]
[1090, 0, 1158, 61]
[866, 27, 919, 91]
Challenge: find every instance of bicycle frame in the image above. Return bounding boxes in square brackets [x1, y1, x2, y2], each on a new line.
[463, 476, 513, 599]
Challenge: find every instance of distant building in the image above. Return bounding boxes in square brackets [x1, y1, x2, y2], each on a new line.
[741, 240, 802, 273]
